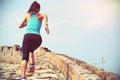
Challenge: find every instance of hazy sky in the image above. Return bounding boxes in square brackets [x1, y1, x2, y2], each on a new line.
[0, 0, 120, 74]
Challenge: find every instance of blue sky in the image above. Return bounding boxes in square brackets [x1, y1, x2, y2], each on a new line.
[0, 0, 120, 74]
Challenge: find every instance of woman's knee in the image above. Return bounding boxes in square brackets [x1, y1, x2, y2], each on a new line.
[22, 53, 29, 62]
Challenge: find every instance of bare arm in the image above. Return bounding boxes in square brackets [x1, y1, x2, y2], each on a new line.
[43, 14, 49, 35]
[19, 15, 27, 28]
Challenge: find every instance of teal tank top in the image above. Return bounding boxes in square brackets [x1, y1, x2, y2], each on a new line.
[26, 14, 42, 35]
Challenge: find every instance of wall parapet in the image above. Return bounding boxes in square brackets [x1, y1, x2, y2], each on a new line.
[0, 45, 120, 80]
[0, 45, 22, 64]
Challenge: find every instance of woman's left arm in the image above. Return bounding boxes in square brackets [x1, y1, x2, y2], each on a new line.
[19, 15, 27, 28]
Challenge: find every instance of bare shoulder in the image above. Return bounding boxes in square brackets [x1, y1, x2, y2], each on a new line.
[26, 13, 32, 20]
[25, 13, 30, 17]
[27, 13, 32, 17]
[37, 13, 47, 18]
[40, 13, 47, 18]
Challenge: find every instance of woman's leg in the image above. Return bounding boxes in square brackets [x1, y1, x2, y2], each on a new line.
[20, 52, 33, 77]
[29, 52, 34, 64]
[20, 34, 29, 78]
[20, 60, 27, 77]
[29, 52, 35, 73]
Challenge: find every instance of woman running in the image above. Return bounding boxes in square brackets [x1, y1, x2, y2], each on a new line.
[19, 1, 49, 80]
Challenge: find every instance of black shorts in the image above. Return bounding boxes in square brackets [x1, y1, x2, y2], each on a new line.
[22, 33, 42, 61]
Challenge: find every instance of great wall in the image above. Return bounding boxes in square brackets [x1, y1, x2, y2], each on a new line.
[0, 45, 120, 80]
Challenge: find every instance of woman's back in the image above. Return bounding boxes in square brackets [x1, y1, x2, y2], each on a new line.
[26, 13, 42, 35]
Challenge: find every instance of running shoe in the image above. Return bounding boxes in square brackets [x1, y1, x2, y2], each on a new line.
[29, 66, 35, 73]
[19, 77, 26, 80]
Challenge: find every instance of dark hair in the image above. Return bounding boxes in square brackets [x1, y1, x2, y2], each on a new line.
[28, 1, 40, 13]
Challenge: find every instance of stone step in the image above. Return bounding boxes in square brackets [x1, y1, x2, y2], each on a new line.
[0, 62, 64, 80]
[38, 73, 58, 78]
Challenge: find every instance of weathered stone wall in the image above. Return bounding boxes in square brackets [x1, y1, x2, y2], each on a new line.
[0, 45, 22, 64]
[0, 45, 120, 80]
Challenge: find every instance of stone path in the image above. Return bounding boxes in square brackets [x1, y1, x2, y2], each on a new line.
[0, 62, 65, 80]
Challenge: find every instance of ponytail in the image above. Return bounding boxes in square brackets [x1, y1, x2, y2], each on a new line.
[27, 1, 40, 13]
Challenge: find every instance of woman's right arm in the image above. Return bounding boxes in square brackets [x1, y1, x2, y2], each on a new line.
[43, 14, 49, 35]
[19, 15, 27, 28]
